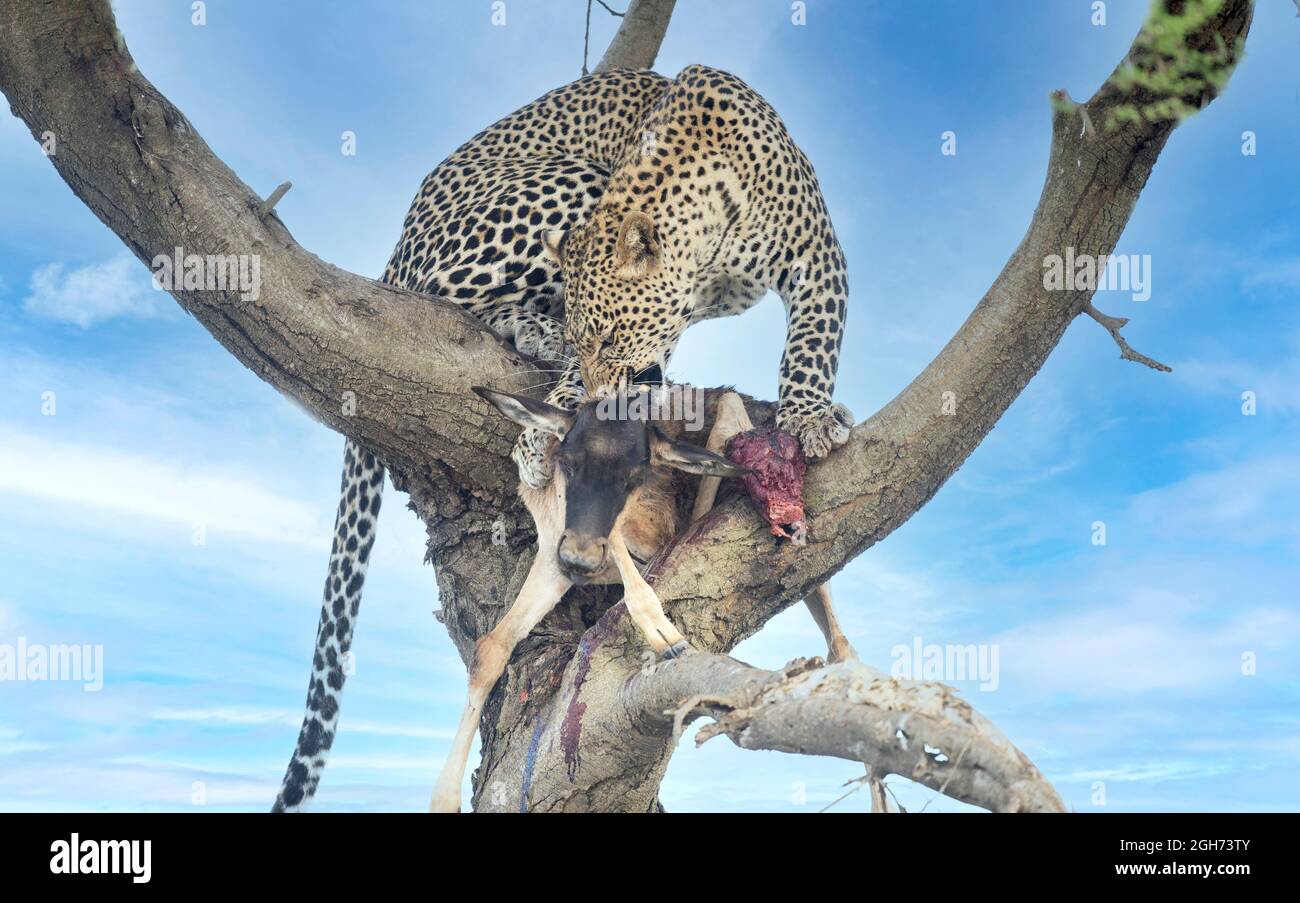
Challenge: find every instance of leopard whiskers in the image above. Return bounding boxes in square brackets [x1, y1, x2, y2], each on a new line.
[518, 375, 565, 394]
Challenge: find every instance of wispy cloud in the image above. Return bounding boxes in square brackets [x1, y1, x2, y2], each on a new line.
[0, 725, 48, 757]
[1242, 256, 1300, 294]
[1177, 352, 1300, 415]
[1128, 452, 1300, 547]
[149, 706, 453, 740]
[326, 754, 440, 773]
[993, 589, 1299, 698]
[23, 255, 162, 328]
[1056, 761, 1233, 784]
[149, 707, 300, 728]
[0, 599, 17, 635]
[0, 429, 329, 548]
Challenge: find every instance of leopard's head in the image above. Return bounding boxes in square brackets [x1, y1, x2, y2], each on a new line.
[545, 209, 690, 391]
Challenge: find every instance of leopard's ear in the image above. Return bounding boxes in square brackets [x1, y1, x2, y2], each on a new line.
[613, 211, 659, 278]
[542, 228, 569, 262]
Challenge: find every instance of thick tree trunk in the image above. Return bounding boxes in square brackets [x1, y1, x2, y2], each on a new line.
[0, 0, 1253, 812]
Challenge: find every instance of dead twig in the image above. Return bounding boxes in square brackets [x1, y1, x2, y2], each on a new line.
[1084, 302, 1172, 372]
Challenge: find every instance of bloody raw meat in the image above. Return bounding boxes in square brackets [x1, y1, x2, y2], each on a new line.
[725, 426, 808, 545]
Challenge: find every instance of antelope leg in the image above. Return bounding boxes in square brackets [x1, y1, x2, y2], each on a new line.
[609, 526, 687, 656]
[430, 479, 572, 812]
[691, 391, 754, 522]
[803, 583, 858, 663]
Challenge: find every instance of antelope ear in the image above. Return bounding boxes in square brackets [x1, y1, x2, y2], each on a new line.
[649, 425, 749, 478]
[542, 228, 568, 262]
[473, 386, 574, 438]
[613, 211, 660, 278]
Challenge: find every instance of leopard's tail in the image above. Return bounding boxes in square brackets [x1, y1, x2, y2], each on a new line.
[272, 439, 384, 812]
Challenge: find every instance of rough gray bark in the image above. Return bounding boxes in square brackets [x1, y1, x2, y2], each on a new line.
[595, 0, 678, 73]
[0, 0, 1253, 812]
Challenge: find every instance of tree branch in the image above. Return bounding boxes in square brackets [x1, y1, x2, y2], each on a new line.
[1084, 302, 1173, 372]
[256, 180, 293, 220]
[638, 654, 1064, 812]
[468, 604, 1064, 812]
[594, 0, 677, 72]
[0, 0, 536, 501]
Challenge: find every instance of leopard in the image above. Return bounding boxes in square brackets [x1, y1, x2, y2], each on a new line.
[530, 63, 854, 486]
[272, 64, 851, 812]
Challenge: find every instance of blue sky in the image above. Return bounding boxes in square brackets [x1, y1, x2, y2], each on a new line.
[1, 0, 1297, 812]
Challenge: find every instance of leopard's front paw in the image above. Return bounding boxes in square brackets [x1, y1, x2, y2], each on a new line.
[511, 426, 554, 489]
[778, 402, 855, 459]
[512, 320, 566, 363]
[512, 324, 545, 359]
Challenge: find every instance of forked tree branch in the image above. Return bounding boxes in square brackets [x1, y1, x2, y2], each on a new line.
[0, 0, 1253, 811]
[1085, 302, 1173, 372]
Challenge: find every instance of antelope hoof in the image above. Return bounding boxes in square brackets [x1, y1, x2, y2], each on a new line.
[827, 639, 859, 664]
[661, 640, 691, 660]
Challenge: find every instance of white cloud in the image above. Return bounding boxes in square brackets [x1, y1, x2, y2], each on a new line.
[1128, 453, 1300, 547]
[1056, 761, 1232, 784]
[0, 599, 17, 635]
[993, 589, 1300, 698]
[148, 706, 453, 740]
[0, 429, 329, 548]
[1177, 355, 1300, 415]
[344, 719, 452, 741]
[0, 758, 281, 810]
[149, 706, 299, 728]
[0, 724, 47, 756]
[23, 254, 162, 327]
[326, 754, 440, 773]
[1242, 257, 1300, 294]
